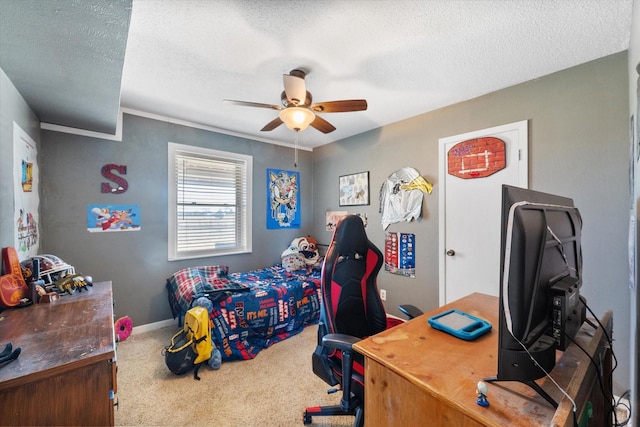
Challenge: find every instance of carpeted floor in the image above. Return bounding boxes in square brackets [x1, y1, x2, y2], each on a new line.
[114, 324, 355, 427]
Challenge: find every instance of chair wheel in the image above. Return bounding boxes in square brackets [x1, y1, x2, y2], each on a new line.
[303, 412, 312, 425]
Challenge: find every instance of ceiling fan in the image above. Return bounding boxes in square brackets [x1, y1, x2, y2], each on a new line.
[223, 69, 367, 134]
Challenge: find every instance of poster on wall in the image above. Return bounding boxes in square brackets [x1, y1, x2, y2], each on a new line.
[87, 204, 141, 232]
[266, 169, 300, 229]
[325, 211, 348, 231]
[13, 122, 40, 260]
[384, 232, 415, 278]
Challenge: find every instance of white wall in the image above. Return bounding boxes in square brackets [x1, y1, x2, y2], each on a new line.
[0, 67, 40, 250]
[628, 0, 639, 422]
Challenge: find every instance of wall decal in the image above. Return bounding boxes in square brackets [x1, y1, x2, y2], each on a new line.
[447, 137, 506, 179]
[87, 204, 140, 232]
[267, 169, 300, 229]
[101, 164, 128, 193]
[379, 167, 432, 230]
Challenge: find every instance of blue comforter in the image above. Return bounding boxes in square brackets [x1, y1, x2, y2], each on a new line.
[166, 264, 321, 361]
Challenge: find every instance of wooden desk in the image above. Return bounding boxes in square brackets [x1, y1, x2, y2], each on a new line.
[353, 292, 612, 427]
[0, 281, 117, 426]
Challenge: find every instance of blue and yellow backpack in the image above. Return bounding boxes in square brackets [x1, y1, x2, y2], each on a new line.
[164, 306, 212, 380]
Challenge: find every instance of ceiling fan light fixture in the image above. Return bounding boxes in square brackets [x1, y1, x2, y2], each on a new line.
[279, 107, 315, 131]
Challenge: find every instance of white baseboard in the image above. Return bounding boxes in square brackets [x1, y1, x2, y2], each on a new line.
[131, 318, 177, 336]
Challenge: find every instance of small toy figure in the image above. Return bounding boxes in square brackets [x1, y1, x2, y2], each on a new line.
[476, 381, 490, 407]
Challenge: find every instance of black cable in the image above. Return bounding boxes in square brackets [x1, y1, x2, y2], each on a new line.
[578, 301, 617, 423]
[613, 390, 632, 426]
[580, 296, 619, 394]
[580, 296, 618, 372]
[563, 332, 616, 425]
[584, 318, 597, 329]
[576, 296, 632, 426]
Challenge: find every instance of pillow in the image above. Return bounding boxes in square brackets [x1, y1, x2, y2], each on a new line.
[282, 253, 306, 272]
[282, 236, 322, 271]
[167, 265, 236, 317]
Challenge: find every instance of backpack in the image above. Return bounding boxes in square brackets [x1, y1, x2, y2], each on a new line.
[164, 306, 212, 380]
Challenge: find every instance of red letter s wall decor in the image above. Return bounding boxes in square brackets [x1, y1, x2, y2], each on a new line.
[101, 164, 128, 194]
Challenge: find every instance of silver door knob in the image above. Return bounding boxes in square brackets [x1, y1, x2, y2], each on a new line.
[446, 250, 455, 256]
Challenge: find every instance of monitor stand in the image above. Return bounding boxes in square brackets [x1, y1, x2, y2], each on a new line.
[483, 376, 558, 409]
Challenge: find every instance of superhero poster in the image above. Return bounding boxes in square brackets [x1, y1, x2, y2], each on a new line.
[266, 169, 300, 229]
[87, 204, 141, 232]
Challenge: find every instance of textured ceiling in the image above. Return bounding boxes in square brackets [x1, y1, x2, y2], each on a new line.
[0, 1, 634, 148]
[0, 0, 131, 134]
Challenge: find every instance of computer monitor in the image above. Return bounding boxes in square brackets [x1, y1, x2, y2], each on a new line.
[485, 185, 586, 408]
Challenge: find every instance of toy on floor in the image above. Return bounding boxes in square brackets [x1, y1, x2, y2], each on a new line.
[115, 316, 133, 341]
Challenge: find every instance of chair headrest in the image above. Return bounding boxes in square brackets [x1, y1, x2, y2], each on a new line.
[332, 215, 368, 257]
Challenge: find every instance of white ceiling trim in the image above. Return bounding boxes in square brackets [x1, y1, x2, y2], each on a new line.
[40, 111, 123, 142]
[121, 108, 314, 151]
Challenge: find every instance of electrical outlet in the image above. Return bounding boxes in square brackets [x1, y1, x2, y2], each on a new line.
[380, 289, 386, 301]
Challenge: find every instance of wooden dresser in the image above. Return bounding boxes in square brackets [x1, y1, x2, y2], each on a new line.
[0, 281, 117, 426]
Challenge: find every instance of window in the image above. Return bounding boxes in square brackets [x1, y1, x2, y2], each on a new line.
[168, 142, 252, 260]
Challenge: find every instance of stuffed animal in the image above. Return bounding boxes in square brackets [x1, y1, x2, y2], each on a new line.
[281, 236, 322, 272]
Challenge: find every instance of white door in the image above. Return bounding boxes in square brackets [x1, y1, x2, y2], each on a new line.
[438, 121, 528, 305]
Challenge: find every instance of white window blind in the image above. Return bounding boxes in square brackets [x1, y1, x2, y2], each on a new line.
[168, 143, 252, 260]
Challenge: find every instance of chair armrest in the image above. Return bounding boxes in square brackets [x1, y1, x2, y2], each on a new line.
[398, 304, 424, 319]
[322, 333, 361, 352]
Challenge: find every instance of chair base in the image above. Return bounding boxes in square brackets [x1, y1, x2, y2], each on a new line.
[303, 404, 363, 427]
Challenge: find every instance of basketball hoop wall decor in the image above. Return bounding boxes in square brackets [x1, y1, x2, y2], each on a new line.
[447, 137, 506, 179]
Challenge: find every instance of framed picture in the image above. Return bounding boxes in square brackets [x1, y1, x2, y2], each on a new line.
[325, 210, 348, 231]
[339, 171, 370, 206]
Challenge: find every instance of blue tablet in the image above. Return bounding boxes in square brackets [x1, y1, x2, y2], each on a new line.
[428, 309, 492, 341]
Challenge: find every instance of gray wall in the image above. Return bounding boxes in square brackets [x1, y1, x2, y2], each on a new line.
[0, 68, 41, 250]
[312, 52, 631, 393]
[39, 113, 315, 327]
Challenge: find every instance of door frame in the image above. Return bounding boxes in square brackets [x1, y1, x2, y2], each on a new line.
[437, 120, 529, 306]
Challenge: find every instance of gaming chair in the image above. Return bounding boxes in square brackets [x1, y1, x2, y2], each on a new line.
[303, 215, 421, 427]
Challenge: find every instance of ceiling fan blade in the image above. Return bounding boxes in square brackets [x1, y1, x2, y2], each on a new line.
[310, 99, 368, 113]
[261, 117, 284, 132]
[310, 115, 336, 134]
[283, 72, 307, 106]
[223, 99, 282, 110]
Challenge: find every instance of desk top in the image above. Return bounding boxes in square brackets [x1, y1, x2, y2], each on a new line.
[354, 292, 610, 427]
[0, 281, 115, 390]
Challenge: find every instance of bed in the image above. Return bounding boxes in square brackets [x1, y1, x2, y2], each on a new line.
[166, 264, 322, 361]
